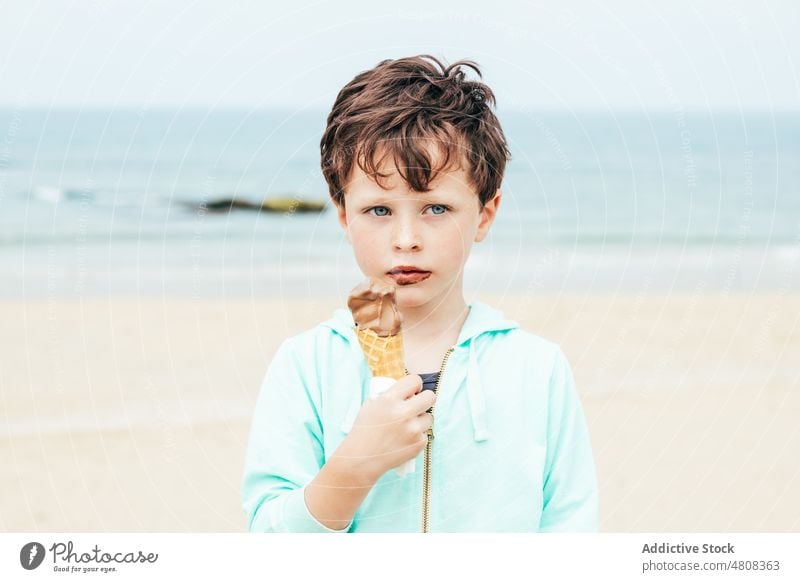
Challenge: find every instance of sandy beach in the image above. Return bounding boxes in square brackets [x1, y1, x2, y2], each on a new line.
[1, 293, 798, 532]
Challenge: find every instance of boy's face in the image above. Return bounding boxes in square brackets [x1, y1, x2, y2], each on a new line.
[336, 148, 501, 310]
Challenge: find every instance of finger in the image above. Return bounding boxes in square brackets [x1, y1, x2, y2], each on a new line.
[407, 387, 436, 414]
[386, 374, 422, 400]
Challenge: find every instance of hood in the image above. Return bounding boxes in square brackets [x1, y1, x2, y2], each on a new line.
[321, 300, 520, 442]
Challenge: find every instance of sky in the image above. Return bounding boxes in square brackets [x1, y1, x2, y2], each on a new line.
[0, 0, 797, 112]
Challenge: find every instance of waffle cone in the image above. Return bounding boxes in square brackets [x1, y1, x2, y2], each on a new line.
[355, 326, 406, 380]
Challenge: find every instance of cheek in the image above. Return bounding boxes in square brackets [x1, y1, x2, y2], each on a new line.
[353, 245, 381, 270]
[348, 224, 385, 270]
[438, 222, 472, 264]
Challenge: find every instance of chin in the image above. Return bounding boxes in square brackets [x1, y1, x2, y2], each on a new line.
[394, 287, 436, 307]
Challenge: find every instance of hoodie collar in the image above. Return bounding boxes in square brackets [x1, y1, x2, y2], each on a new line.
[322, 300, 520, 442]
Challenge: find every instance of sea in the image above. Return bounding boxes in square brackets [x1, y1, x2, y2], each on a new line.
[0, 107, 798, 299]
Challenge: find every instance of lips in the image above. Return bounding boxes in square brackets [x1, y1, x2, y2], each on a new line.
[386, 266, 431, 286]
[388, 271, 431, 285]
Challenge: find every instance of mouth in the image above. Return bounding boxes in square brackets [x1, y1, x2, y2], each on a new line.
[386, 268, 431, 286]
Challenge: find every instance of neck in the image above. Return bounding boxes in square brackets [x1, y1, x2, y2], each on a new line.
[399, 295, 470, 345]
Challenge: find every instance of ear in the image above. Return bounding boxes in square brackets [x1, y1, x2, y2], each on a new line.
[336, 201, 351, 243]
[474, 189, 501, 243]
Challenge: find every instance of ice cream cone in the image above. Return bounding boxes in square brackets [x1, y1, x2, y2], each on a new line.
[354, 325, 406, 380]
[348, 278, 415, 477]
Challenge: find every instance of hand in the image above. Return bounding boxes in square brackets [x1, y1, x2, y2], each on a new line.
[335, 374, 435, 481]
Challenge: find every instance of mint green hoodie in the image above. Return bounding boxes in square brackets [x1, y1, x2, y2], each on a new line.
[242, 300, 599, 532]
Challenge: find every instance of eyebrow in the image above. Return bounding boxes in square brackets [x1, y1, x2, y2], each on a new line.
[357, 193, 453, 204]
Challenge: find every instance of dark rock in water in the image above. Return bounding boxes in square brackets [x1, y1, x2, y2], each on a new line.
[203, 197, 260, 212]
[260, 197, 326, 213]
[183, 195, 327, 214]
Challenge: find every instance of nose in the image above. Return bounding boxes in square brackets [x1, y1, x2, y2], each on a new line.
[392, 215, 422, 251]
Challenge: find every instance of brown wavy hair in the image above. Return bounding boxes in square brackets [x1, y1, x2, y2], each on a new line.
[320, 55, 511, 210]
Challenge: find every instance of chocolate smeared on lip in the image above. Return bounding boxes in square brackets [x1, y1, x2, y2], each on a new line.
[387, 271, 431, 285]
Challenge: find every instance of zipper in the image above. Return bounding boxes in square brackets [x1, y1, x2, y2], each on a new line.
[419, 346, 455, 533]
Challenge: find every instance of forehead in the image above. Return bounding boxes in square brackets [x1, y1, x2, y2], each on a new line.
[345, 142, 475, 200]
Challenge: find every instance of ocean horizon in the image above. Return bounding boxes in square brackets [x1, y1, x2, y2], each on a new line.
[1, 107, 797, 298]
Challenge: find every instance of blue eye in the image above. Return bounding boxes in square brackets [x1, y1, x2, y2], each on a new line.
[365, 204, 449, 216]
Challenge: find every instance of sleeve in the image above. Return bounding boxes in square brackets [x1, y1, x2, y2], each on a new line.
[539, 346, 600, 532]
[241, 338, 353, 533]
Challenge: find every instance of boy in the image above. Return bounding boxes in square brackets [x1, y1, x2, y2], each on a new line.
[241, 55, 599, 532]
